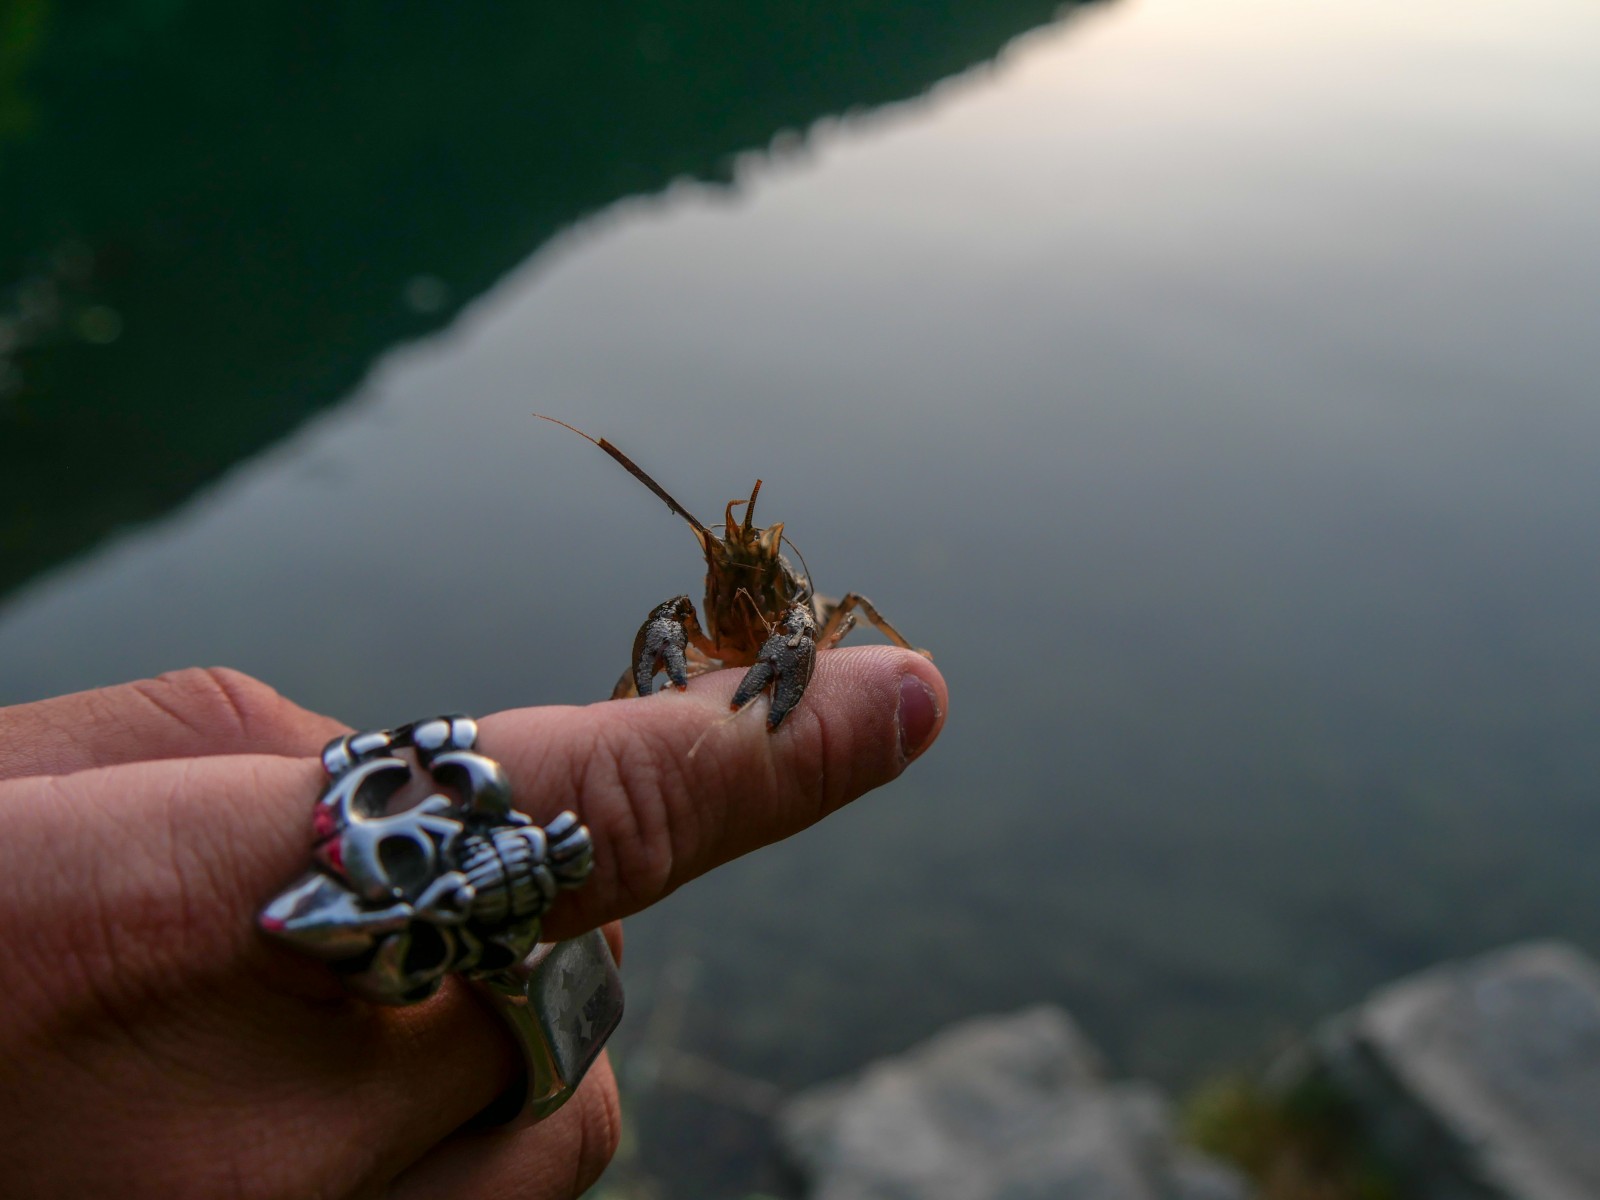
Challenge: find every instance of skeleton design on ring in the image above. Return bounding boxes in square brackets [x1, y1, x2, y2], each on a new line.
[259, 715, 593, 1005]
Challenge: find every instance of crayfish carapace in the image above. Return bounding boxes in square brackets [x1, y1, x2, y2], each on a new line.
[539, 416, 928, 729]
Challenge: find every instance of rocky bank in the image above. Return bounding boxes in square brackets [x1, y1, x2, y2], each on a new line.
[776, 940, 1600, 1200]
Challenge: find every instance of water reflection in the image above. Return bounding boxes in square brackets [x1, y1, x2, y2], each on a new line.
[0, 0, 1077, 598]
[6, 0, 1600, 1195]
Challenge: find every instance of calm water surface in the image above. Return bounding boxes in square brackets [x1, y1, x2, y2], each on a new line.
[5, 0, 1600, 1192]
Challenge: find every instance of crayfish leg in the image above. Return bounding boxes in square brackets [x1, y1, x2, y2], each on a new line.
[816, 592, 930, 658]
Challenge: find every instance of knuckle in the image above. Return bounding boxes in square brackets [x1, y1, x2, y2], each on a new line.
[796, 706, 848, 818]
[795, 680, 887, 818]
[138, 666, 287, 743]
[186, 665, 285, 733]
[580, 723, 694, 913]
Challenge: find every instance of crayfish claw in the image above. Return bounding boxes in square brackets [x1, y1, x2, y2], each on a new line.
[730, 662, 774, 710]
[731, 603, 818, 729]
[766, 666, 811, 729]
[630, 596, 698, 696]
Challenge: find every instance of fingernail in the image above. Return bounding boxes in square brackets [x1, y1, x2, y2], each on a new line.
[897, 673, 941, 759]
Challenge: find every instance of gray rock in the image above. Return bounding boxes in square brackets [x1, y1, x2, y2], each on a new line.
[1313, 940, 1600, 1200]
[1168, 1151, 1258, 1200]
[778, 1006, 1251, 1200]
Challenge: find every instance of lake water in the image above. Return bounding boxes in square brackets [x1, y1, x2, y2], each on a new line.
[5, 0, 1600, 1194]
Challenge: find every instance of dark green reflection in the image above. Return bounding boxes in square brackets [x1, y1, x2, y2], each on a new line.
[1, 0, 1091, 597]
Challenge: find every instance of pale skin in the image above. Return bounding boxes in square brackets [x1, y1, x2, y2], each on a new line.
[0, 648, 946, 1199]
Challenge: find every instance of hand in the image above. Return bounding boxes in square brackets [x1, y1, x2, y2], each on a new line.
[0, 650, 946, 1199]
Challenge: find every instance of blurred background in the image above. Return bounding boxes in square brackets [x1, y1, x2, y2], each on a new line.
[4, 0, 1600, 1194]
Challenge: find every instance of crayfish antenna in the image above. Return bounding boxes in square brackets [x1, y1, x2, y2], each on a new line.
[686, 700, 762, 760]
[737, 587, 774, 635]
[534, 413, 713, 538]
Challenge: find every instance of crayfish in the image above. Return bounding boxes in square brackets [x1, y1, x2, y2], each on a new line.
[539, 416, 927, 729]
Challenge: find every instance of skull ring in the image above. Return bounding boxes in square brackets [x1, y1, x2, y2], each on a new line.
[260, 714, 622, 1120]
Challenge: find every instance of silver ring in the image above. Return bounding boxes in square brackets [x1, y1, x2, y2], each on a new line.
[259, 714, 623, 1121]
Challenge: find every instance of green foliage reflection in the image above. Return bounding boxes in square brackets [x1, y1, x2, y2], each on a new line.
[1, 0, 1081, 597]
